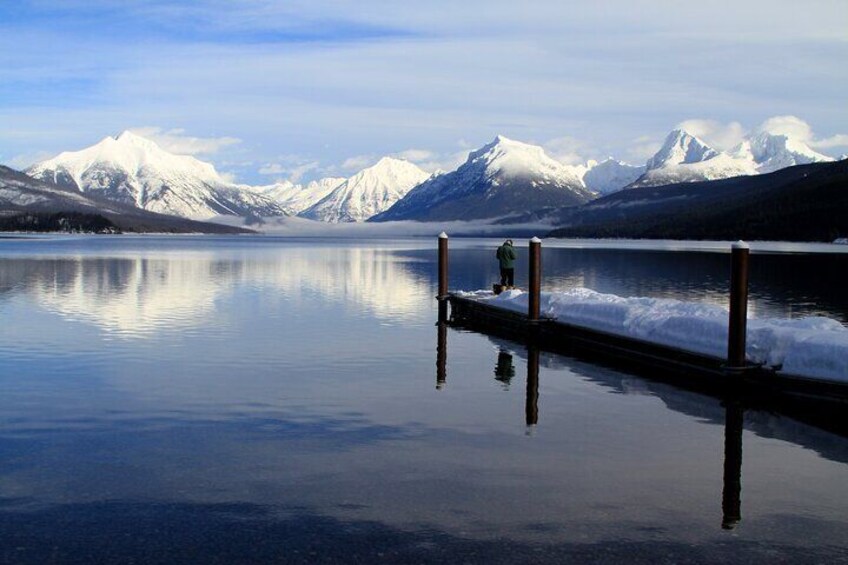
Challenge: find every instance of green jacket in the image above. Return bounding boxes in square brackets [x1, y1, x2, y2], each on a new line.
[496, 243, 516, 269]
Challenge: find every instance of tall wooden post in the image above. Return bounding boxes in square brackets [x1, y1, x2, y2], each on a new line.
[528, 237, 541, 321]
[727, 241, 750, 369]
[438, 232, 448, 300]
[437, 232, 449, 323]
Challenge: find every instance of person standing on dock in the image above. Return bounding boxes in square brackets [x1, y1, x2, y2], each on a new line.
[496, 239, 517, 289]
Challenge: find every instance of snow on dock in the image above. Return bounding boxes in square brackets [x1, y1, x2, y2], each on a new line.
[456, 287, 848, 383]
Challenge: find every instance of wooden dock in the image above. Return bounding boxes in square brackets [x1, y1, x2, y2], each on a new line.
[435, 234, 848, 432]
[445, 293, 848, 433]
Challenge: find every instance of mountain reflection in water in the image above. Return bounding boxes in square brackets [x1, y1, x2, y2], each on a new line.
[1, 246, 432, 336]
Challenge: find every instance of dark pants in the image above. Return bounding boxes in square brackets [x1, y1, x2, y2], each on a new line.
[500, 267, 514, 287]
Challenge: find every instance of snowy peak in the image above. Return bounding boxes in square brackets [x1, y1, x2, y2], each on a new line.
[734, 131, 833, 173]
[466, 135, 584, 185]
[300, 157, 430, 222]
[629, 129, 751, 188]
[371, 136, 594, 222]
[646, 129, 720, 171]
[26, 132, 286, 219]
[247, 176, 347, 216]
[628, 124, 836, 189]
[29, 130, 224, 190]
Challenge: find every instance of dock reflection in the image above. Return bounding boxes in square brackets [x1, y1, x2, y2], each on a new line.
[434, 324, 749, 530]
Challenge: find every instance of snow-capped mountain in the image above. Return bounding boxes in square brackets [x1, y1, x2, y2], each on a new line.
[581, 158, 646, 195]
[628, 130, 754, 188]
[371, 135, 594, 222]
[300, 157, 430, 222]
[646, 129, 719, 170]
[26, 131, 288, 219]
[731, 131, 833, 174]
[248, 176, 345, 216]
[628, 128, 834, 189]
[0, 164, 248, 233]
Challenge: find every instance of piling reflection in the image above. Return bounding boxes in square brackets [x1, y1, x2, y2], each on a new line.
[436, 320, 447, 390]
[526, 346, 540, 427]
[722, 400, 744, 530]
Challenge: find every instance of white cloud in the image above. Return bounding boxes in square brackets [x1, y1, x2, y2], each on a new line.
[675, 119, 746, 150]
[754, 115, 848, 153]
[341, 155, 376, 171]
[285, 161, 320, 183]
[387, 147, 469, 174]
[392, 149, 435, 163]
[3, 150, 55, 169]
[810, 134, 848, 150]
[258, 155, 321, 182]
[625, 136, 662, 164]
[754, 115, 814, 142]
[258, 163, 286, 175]
[128, 127, 241, 155]
[544, 136, 593, 165]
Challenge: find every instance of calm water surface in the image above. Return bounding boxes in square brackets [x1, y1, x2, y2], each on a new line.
[1, 235, 847, 564]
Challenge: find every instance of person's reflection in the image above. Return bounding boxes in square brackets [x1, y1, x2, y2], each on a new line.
[494, 350, 516, 389]
[526, 346, 540, 428]
[722, 399, 744, 530]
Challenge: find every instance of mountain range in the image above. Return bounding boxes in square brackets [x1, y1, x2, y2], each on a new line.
[7, 124, 841, 229]
[628, 129, 833, 188]
[546, 159, 848, 242]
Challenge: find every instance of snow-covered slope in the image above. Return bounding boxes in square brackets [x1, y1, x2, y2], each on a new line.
[26, 131, 288, 219]
[300, 157, 430, 222]
[372, 136, 594, 222]
[629, 128, 833, 189]
[248, 177, 345, 216]
[581, 158, 646, 195]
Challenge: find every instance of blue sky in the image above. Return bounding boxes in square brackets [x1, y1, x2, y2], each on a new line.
[1, 0, 846, 183]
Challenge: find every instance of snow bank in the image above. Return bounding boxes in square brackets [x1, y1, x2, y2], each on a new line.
[457, 287, 848, 383]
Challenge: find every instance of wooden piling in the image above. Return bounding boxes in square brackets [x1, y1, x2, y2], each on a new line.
[727, 241, 750, 369]
[528, 237, 541, 321]
[438, 232, 449, 301]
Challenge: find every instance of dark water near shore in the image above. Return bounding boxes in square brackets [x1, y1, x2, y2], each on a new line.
[1, 235, 847, 564]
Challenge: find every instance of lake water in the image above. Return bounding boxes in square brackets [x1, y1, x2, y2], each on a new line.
[1, 235, 847, 564]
